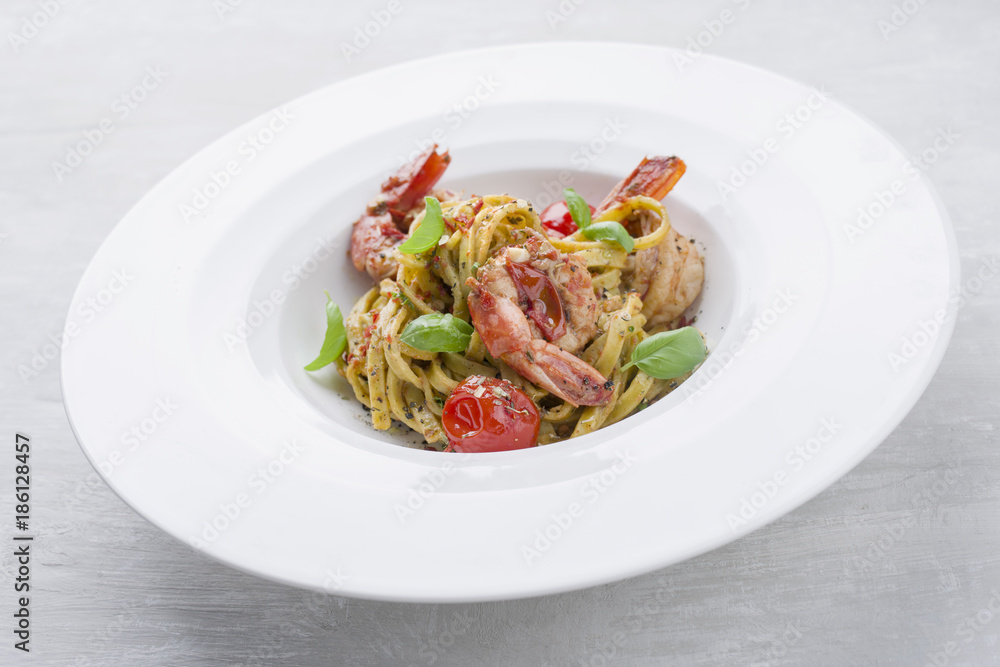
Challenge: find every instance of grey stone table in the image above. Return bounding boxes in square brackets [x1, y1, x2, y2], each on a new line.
[2, 1, 997, 665]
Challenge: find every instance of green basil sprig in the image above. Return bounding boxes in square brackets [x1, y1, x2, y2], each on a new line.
[399, 313, 473, 353]
[622, 326, 706, 379]
[398, 196, 445, 255]
[563, 187, 635, 253]
[304, 292, 347, 371]
[564, 187, 593, 228]
[582, 220, 635, 253]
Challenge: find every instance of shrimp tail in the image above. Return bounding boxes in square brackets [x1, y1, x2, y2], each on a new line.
[349, 145, 451, 281]
[510, 340, 613, 407]
[595, 156, 686, 216]
[383, 147, 451, 226]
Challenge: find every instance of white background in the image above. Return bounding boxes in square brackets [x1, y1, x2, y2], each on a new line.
[2, 0, 998, 665]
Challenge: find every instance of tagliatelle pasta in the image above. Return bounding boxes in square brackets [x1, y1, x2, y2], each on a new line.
[339, 193, 694, 449]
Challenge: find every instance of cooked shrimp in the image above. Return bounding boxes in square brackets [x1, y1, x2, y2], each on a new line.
[598, 156, 704, 329]
[630, 229, 704, 329]
[594, 156, 687, 217]
[467, 232, 613, 407]
[350, 145, 451, 281]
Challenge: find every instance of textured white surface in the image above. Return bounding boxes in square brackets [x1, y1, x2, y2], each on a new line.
[1, 1, 998, 665]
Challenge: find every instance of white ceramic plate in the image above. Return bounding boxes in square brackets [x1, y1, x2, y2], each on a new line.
[62, 43, 958, 602]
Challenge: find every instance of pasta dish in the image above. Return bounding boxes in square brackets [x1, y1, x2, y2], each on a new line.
[306, 146, 706, 452]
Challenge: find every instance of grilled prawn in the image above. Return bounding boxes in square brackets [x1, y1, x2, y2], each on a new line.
[467, 232, 613, 407]
[350, 144, 451, 281]
[597, 156, 704, 329]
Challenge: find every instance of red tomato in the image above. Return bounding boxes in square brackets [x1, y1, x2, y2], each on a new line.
[441, 376, 540, 452]
[540, 200, 594, 238]
[506, 259, 567, 341]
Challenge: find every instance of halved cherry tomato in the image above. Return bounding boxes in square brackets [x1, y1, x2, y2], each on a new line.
[540, 200, 594, 238]
[441, 376, 540, 453]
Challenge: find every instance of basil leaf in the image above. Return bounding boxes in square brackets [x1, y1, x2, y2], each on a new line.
[398, 196, 444, 255]
[564, 188, 635, 251]
[304, 292, 347, 371]
[399, 313, 473, 353]
[563, 187, 591, 229]
[622, 326, 705, 379]
[582, 220, 635, 253]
